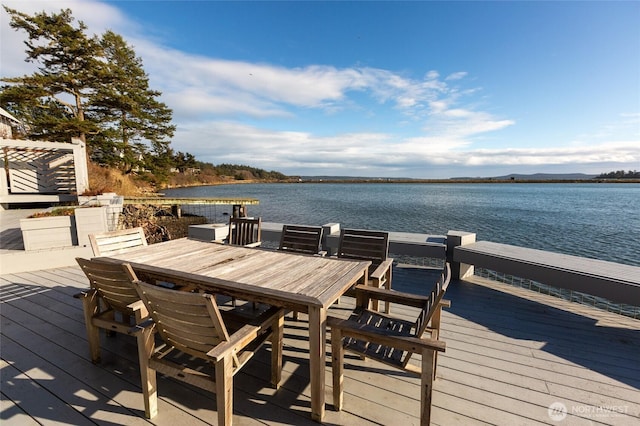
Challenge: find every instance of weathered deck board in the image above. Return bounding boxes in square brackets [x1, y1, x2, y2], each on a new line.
[1, 264, 639, 425]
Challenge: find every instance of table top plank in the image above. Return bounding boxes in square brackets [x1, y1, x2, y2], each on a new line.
[102, 238, 370, 309]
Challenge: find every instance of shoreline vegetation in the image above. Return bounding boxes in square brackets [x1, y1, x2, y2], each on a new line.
[89, 161, 640, 197]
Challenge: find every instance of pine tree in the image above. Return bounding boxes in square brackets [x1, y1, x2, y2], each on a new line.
[0, 7, 103, 143]
[1, 7, 176, 175]
[90, 31, 175, 172]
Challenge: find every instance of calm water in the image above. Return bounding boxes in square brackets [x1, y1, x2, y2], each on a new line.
[164, 183, 640, 267]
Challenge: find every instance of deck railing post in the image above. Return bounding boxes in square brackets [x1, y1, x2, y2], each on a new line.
[71, 137, 89, 196]
[447, 231, 476, 280]
[232, 204, 247, 218]
[322, 223, 340, 256]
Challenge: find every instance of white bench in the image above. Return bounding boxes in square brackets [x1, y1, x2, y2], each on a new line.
[453, 240, 640, 306]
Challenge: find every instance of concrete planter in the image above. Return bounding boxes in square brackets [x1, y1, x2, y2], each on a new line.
[78, 193, 123, 231]
[74, 206, 109, 247]
[20, 215, 77, 251]
[188, 223, 229, 242]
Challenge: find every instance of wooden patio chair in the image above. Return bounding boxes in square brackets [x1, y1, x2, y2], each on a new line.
[228, 217, 262, 247]
[337, 228, 393, 313]
[227, 217, 262, 307]
[278, 224, 325, 319]
[327, 263, 451, 426]
[129, 279, 285, 426]
[90, 227, 183, 290]
[74, 257, 148, 364]
[89, 227, 147, 256]
[278, 224, 325, 255]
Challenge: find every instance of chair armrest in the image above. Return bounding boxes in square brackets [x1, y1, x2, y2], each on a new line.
[328, 316, 446, 353]
[207, 306, 283, 361]
[369, 258, 393, 281]
[207, 323, 261, 361]
[126, 300, 149, 317]
[128, 318, 156, 336]
[353, 285, 433, 309]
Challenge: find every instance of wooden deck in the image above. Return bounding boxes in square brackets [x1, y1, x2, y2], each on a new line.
[1, 263, 638, 425]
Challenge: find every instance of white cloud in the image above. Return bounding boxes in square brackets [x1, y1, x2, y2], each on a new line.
[172, 119, 639, 177]
[1, 0, 129, 76]
[446, 71, 468, 81]
[460, 142, 640, 167]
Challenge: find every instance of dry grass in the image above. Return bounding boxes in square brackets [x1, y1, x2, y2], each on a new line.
[86, 162, 151, 196]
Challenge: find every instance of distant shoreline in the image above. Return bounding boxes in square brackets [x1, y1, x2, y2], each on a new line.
[163, 178, 640, 191]
[293, 178, 640, 184]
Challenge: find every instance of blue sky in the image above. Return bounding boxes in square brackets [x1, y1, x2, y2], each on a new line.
[2, 1, 639, 178]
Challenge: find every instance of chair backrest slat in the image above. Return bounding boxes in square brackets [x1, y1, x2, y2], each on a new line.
[414, 263, 451, 337]
[76, 257, 139, 312]
[278, 224, 323, 255]
[228, 217, 262, 246]
[90, 227, 147, 256]
[337, 228, 389, 266]
[133, 280, 230, 360]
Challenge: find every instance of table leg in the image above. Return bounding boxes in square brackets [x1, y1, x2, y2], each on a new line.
[308, 306, 326, 422]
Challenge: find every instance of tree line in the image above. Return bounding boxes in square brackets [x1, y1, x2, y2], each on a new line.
[0, 6, 285, 186]
[596, 170, 640, 179]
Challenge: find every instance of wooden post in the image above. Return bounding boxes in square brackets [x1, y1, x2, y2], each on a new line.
[446, 230, 476, 280]
[322, 223, 340, 256]
[232, 204, 247, 218]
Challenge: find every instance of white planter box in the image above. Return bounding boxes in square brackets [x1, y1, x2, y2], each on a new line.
[74, 206, 109, 247]
[20, 216, 76, 250]
[188, 223, 229, 242]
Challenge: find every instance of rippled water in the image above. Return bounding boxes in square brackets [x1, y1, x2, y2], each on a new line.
[164, 183, 640, 267]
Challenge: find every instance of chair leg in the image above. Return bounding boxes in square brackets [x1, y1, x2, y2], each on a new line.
[104, 310, 117, 337]
[80, 291, 102, 364]
[136, 326, 158, 419]
[370, 280, 380, 312]
[215, 355, 233, 426]
[384, 268, 392, 314]
[270, 311, 284, 388]
[420, 350, 436, 426]
[430, 307, 442, 377]
[331, 329, 345, 411]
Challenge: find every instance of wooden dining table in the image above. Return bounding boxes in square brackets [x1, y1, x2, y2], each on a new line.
[98, 237, 370, 422]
